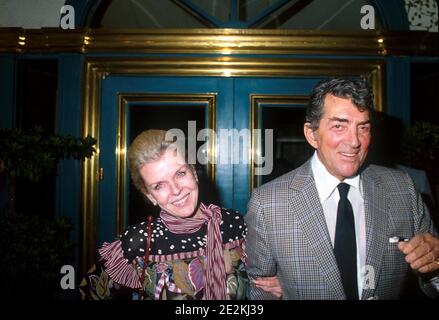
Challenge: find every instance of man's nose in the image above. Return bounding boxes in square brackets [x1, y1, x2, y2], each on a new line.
[346, 127, 361, 148]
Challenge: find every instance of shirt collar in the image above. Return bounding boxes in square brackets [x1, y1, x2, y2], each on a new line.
[310, 151, 363, 202]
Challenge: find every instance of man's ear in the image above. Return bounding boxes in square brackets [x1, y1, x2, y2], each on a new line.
[304, 123, 319, 149]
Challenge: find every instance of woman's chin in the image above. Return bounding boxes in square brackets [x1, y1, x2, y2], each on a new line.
[169, 205, 197, 218]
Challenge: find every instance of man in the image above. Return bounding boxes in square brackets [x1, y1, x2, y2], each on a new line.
[245, 78, 439, 300]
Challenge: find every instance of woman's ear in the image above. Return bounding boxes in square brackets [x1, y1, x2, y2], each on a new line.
[145, 193, 157, 206]
[190, 165, 199, 183]
[304, 122, 319, 149]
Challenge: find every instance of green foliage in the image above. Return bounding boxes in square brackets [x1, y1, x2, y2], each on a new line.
[0, 127, 96, 298]
[0, 210, 75, 297]
[0, 127, 96, 182]
[401, 121, 439, 184]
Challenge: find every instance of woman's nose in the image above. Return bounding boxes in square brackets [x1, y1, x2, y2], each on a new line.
[169, 181, 181, 195]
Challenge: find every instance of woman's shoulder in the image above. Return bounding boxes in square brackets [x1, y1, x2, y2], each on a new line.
[119, 220, 155, 262]
[120, 218, 207, 261]
[98, 237, 143, 289]
[97, 219, 163, 289]
[118, 207, 247, 262]
[219, 207, 245, 224]
[218, 206, 247, 246]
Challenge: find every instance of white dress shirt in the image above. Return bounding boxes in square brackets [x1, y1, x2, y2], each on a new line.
[310, 151, 366, 298]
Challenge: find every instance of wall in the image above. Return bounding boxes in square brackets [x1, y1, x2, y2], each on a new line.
[0, 0, 437, 32]
[0, 0, 65, 28]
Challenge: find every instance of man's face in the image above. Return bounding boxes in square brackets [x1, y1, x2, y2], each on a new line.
[304, 94, 372, 181]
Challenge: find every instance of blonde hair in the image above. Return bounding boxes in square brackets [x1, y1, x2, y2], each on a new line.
[127, 129, 176, 194]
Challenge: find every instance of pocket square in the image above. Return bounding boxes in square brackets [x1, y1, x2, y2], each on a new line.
[388, 236, 409, 243]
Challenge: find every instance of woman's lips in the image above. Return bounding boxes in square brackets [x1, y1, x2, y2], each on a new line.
[172, 193, 190, 206]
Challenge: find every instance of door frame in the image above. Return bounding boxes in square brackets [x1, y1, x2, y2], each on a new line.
[81, 55, 385, 271]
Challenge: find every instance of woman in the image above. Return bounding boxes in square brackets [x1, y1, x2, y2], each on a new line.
[80, 129, 249, 300]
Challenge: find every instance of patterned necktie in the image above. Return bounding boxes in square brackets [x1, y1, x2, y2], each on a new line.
[334, 183, 359, 300]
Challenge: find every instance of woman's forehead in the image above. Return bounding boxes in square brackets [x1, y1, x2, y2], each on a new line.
[159, 147, 186, 164]
[140, 149, 187, 181]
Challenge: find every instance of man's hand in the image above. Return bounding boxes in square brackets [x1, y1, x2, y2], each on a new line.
[398, 233, 439, 274]
[252, 276, 282, 298]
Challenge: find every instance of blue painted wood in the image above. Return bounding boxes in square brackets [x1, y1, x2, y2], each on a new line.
[0, 54, 16, 211]
[230, 0, 239, 24]
[225, 0, 248, 28]
[246, 0, 292, 28]
[98, 73, 371, 236]
[0, 54, 15, 129]
[411, 57, 439, 63]
[98, 76, 234, 243]
[64, 0, 102, 27]
[66, 0, 410, 30]
[55, 54, 84, 266]
[386, 56, 411, 128]
[368, 0, 409, 30]
[175, 0, 223, 27]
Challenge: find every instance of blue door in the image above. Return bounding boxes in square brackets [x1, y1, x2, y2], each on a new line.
[97, 75, 323, 244]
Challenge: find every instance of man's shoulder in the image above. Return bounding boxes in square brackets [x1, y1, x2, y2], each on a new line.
[362, 164, 413, 186]
[253, 161, 310, 194]
[364, 164, 409, 178]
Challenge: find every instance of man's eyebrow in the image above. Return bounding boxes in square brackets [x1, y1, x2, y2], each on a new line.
[327, 117, 371, 125]
[358, 120, 372, 125]
[328, 117, 349, 123]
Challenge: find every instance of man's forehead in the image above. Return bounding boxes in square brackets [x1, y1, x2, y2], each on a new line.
[324, 93, 352, 105]
[323, 95, 369, 116]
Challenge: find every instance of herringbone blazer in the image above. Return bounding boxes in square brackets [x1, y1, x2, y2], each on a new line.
[245, 160, 438, 300]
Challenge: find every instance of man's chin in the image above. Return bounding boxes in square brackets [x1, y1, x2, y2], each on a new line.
[337, 163, 361, 177]
[341, 169, 360, 179]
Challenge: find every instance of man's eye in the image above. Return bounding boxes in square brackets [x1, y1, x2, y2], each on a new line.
[153, 184, 161, 190]
[333, 124, 343, 129]
[177, 171, 186, 177]
[360, 125, 371, 132]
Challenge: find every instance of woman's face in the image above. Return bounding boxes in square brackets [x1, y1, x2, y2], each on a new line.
[139, 148, 200, 218]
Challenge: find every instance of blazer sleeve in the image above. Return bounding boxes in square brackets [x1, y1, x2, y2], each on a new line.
[406, 172, 439, 298]
[244, 187, 279, 300]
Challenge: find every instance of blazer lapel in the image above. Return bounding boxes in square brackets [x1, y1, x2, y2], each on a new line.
[361, 167, 388, 300]
[288, 161, 345, 299]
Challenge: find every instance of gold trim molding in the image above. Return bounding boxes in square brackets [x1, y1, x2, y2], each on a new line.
[81, 56, 385, 272]
[0, 28, 437, 56]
